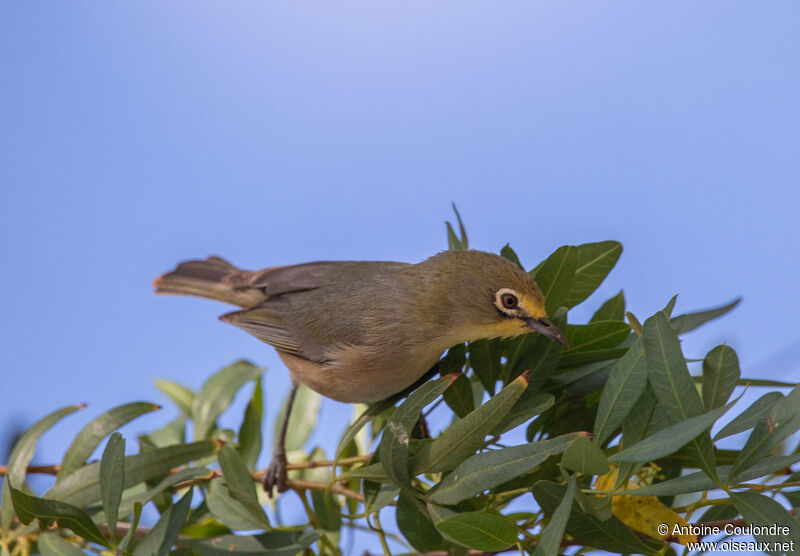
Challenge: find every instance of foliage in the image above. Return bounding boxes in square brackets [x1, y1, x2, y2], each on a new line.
[1, 211, 799, 555]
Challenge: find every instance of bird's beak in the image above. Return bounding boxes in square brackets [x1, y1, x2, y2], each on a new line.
[525, 317, 568, 346]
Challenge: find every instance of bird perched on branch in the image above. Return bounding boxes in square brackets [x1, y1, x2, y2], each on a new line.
[153, 250, 566, 494]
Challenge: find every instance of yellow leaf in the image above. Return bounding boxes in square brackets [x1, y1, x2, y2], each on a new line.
[595, 466, 697, 545]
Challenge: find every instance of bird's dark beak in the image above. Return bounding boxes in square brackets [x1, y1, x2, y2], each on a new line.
[525, 317, 568, 346]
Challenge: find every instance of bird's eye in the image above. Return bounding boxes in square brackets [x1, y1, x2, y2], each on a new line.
[500, 293, 518, 309]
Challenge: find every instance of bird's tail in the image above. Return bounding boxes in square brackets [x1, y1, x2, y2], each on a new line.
[153, 256, 265, 308]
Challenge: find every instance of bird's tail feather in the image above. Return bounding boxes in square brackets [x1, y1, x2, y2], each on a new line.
[153, 256, 265, 308]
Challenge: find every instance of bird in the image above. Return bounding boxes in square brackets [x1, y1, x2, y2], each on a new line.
[153, 249, 567, 494]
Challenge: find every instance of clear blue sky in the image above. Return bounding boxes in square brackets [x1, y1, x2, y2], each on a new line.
[2, 2, 799, 552]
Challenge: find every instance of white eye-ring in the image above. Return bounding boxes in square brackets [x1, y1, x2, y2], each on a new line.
[495, 288, 520, 312]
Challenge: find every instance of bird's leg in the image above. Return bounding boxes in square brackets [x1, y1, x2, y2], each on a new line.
[263, 382, 299, 497]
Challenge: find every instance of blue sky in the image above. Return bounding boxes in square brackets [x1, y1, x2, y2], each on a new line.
[2, 2, 799, 552]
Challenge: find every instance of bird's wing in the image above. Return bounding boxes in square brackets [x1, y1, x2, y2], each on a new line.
[220, 305, 303, 356]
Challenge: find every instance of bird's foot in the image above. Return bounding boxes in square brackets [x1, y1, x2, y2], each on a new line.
[262, 451, 288, 498]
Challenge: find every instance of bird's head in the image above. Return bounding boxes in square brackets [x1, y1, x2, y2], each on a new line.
[421, 250, 568, 346]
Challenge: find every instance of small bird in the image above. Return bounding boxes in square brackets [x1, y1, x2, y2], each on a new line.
[153, 250, 566, 493]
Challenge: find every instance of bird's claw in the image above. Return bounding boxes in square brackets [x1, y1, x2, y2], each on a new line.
[262, 451, 288, 498]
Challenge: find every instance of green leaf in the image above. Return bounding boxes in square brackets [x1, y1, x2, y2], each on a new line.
[436, 512, 517, 551]
[670, 298, 741, 335]
[139, 416, 185, 449]
[531, 245, 578, 314]
[335, 397, 396, 460]
[154, 379, 195, 416]
[217, 445, 269, 528]
[468, 339, 502, 395]
[609, 402, 733, 463]
[380, 376, 455, 487]
[183, 530, 322, 556]
[643, 312, 718, 483]
[237, 377, 263, 470]
[563, 241, 623, 308]
[532, 477, 575, 556]
[412, 373, 529, 474]
[275, 384, 320, 452]
[58, 402, 159, 481]
[561, 435, 609, 475]
[132, 488, 193, 556]
[9, 483, 107, 547]
[662, 294, 678, 318]
[532, 481, 656, 554]
[193, 360, 262, 441]
[311, 490, 341, 532]
[730, 491, 800, 549]
[565, 321, 630, 353]
[118, 501, 142, 553]
[443, 373, 475, 418]
[37, 532, 87, 556]
[206, 479, 267, 531]
[593, 340, 648, 445]
[397, 492, 444, 552]
[1, 404, 84, 531]
[113, 467, 210, 523]
[591, 290, 625, 323]
[702, 345, 740, 410]
[622, 454, 800, 497]
[714, 392, 783, 440]
[491, 391, 554, 436]
[500, 243, 523, 269]
[506, 307, 567, 389]
[47, 441, 219, 507]
[428, 435, 574, 504]
[556, 347, 628, 369]
[100, 432, 125, 542]
[364, 481, 400, 514]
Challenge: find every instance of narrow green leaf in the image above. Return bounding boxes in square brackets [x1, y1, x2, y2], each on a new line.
[556, 347, 628, 369]
[38, 532, 86, 556]
[670, 298, 741, 335]
[594, 340, 648, 445]
[530, 245, 578, 314]
[702, 345, 740, 410]
[237, 378, 263, 470]
[100, 432, 125, 542]
[9, 484, 107, 547]
[591, 290, 625, 323]
[364, 481, 400, 514]
[206, 479, 267, 531]
[563, 241, 623, 308]
[58, 402, 159, 481]
[452, 203, 468, 249]
[469, 339, 501, 394]
[643, 312, 718, 482]
[397, 492, 444, 552]
[730, 491, 800, 548]
[532, 477, 575, 556]
[154, 379, 195, 416]
[132, 489, 193, 556]
[622, 453, 800, 497]
[139, 416, 185, 450]
[193, 360, 262, 441]
[380, 376, 455, 487]
[183, 531, 322, 556]
[491, 391, 554, 436]
[500, 243, 523, 269]
[561, 435, 609, 475]
[714, 392, 783, 440]
[662, 294, 678, 318]
[1, 404, 84, 531]
[47, 441, 219, 507]
[412, 373, 529, 474]
[436, 512, 517, 551]
[335, 397, 396, 459]
[428, 435, 574, 504]
[609, 402, 733, 463]
[217, 445, 269, 528]
[532, 481, 656, 554]
[275, 384, 320, 452]
[114, 468, 210, 523]
[565, 321, 630, 353]
[311, 490, 341, 532]
[443, 373, 475, 418]
[118, 501, 142, 553]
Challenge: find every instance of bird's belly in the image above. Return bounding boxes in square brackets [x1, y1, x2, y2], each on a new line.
[277, 343, 445, 403]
